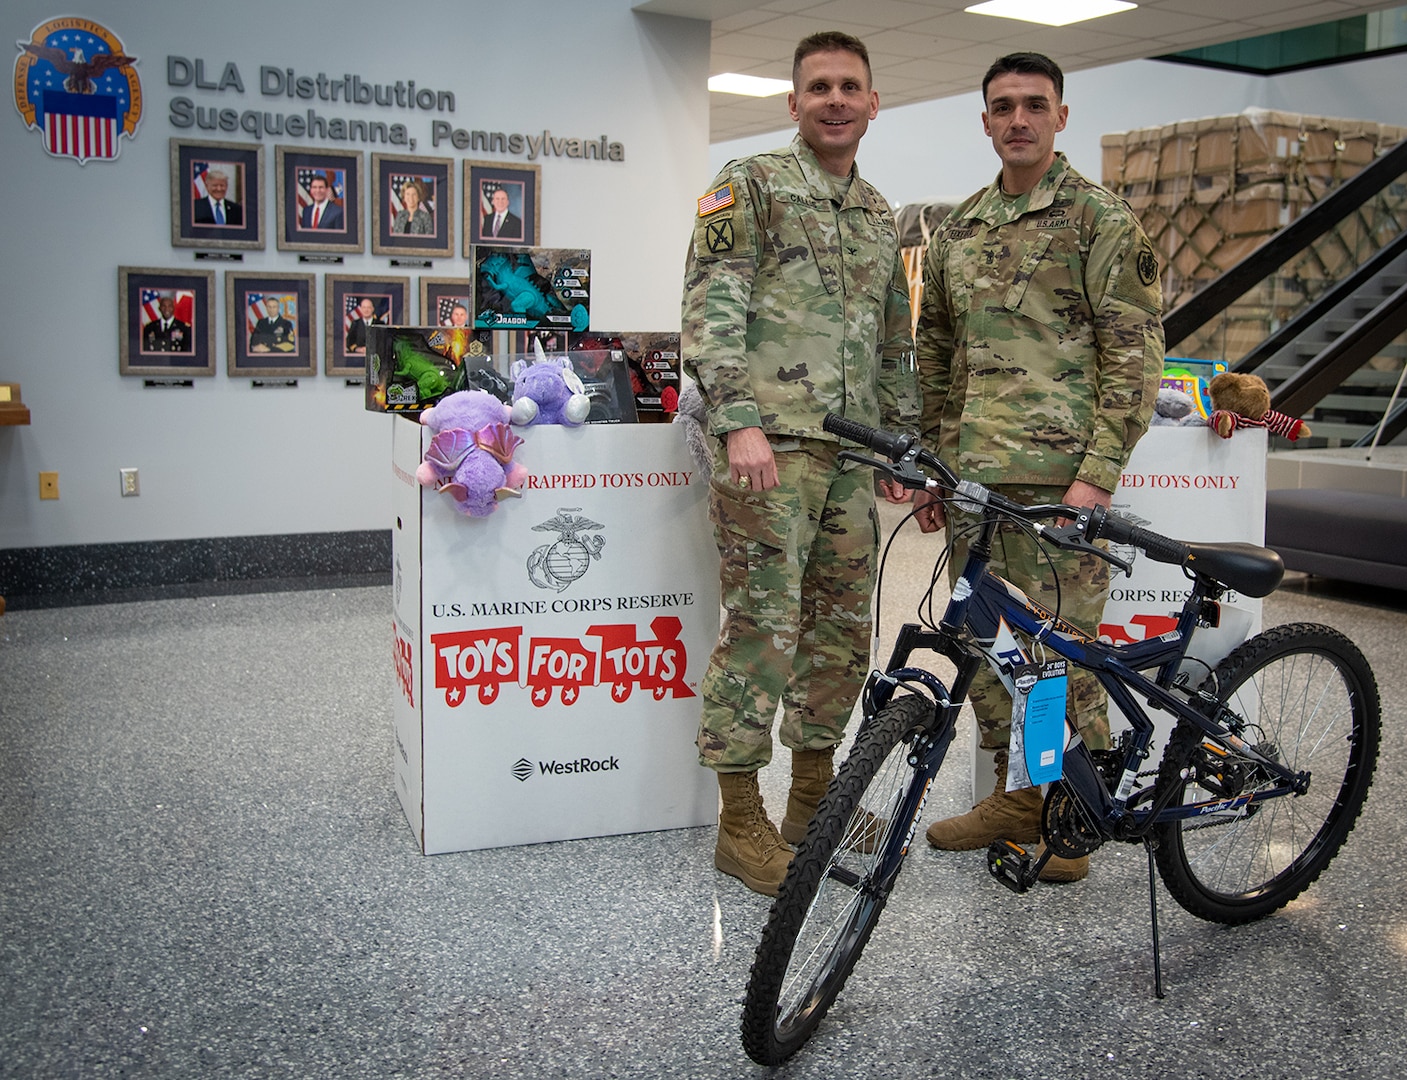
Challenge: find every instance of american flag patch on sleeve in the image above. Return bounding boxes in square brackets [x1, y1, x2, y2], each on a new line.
[697, 183, 735, 217]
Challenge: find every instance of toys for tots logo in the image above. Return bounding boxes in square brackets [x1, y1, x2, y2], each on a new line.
[431, 615, 693, 708]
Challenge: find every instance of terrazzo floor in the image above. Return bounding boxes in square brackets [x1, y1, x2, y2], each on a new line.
[3, 504, 1405, 1079]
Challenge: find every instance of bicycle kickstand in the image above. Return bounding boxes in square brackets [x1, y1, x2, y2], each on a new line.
[1144, 836, 1165, 999]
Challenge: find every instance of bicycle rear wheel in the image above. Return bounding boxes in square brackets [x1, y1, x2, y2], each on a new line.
[1154, 623, 1379, 924]
[741, 694, 935, 1066]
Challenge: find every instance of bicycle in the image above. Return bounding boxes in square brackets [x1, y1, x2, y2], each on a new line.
[740, 414, 1381, 1066]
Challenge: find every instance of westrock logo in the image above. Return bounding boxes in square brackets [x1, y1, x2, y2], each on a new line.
[432, 615, 693, 707]
[511, 755, 621, 782]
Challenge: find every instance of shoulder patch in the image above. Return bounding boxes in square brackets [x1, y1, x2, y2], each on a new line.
[698, 183, 735, 217]
[1137, 243, 1158, 286]
[705, 218, 735, 254]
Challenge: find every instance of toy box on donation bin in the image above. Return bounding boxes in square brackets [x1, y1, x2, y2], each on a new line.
[364, 325, 513, 414]
[969, 423, 1268, 800]
[389, 416, 720, 854]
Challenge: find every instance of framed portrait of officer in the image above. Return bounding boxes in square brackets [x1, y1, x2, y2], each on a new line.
[275, 146, 364, 254]
[372, 153, 454, 259]
[118, 266, 217, 377]
[225, 272, 316, 378]
[170, 139, 264, 251]
[464, 160, 539, 254]
[419, 277, 472, 329]
[326, 274, 410, 377]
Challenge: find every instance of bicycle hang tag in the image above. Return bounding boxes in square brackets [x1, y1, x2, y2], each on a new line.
[1007, 658, 1068, 790]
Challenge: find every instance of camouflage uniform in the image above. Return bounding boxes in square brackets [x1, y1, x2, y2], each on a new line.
[683, 134, 915, 771]
[916, 153, 1163, 752]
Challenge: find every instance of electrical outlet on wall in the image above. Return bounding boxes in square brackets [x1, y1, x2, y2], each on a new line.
[39, 471, 58, 500]
[119, 468, 140, 497]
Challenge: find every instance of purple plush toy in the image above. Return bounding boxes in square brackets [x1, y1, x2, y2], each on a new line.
[418, 388, 511, 434]
[509, 341, 591, 427]
[415, 389, 527, 517]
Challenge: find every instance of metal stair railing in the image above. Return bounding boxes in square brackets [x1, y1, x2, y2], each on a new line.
[1164, 137, 1407, 351]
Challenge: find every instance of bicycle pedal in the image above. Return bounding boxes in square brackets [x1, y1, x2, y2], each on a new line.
[987, 839, 1037, 893]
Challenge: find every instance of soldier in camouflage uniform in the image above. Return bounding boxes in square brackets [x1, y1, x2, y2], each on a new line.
[681, 31, 916, 896]
[913, 53, 1164, 881]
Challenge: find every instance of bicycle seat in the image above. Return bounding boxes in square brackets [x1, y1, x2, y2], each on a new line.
[1184, 542, 1284, 597]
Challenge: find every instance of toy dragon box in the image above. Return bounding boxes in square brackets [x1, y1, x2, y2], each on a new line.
[365, 325, 513, 414]
[472, 246, 591, 332]
[573, 331, 681, 423]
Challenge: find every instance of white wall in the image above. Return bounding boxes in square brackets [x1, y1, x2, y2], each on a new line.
[0, 0, 710, 549]
[711, 50, 1407, 210]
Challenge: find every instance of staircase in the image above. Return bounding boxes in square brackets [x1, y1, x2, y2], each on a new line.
[1163, 137, 1407, 450]
[1241, 234, 1407, 447]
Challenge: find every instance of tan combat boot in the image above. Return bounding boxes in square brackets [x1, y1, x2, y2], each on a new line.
[779, 747, 834, 845]
[1035, 844, 1089, 883]
[925, 749, 1042, 850]
[715, 770, 793, 896]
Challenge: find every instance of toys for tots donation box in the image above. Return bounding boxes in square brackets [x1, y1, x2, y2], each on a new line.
[391, 419, 720, 854]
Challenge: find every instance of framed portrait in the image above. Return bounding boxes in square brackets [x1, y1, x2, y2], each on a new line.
[275, 146, 364, 254]
[371, 154, 454, 259]
[118, 266, 217, 376]
[225, 272, 316, 378]
[170, 139, 264, 250]
[419, 277, 473, 330]
[464, 160, 540, 253]
[325, 274, 411, 376]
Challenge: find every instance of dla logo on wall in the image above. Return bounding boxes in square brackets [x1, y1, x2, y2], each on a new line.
[14, 16, 142, 163]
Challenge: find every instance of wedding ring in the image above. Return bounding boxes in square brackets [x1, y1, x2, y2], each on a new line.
[738, 475, 750, 488]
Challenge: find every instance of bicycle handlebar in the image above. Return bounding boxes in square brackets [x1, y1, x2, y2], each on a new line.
[1082, 504, 1190, 566]
[824, 413, 1190, 569]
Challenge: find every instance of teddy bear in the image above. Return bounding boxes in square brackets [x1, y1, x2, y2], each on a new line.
[414, 389, 527, 517]
[1149, 386, 1206, 428]
[1207, 371, 1311, 441]
[509, 342, 591, 427]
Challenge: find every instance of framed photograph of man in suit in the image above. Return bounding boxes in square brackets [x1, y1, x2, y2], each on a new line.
[225, 272, 316, 378]
[326, 274, 410, 377]
[419, 278, 473, 329]
[464, 160, 540, 254]
[170, 139, 264, 251]
[275, 146, 364, 254]
[118, 267, 217, 376]
[372, 154, 454, 259]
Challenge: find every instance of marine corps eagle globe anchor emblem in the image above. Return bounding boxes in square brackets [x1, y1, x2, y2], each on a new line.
[527, 508, 605, 592]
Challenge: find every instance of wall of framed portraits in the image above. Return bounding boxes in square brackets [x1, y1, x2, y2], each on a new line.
[0, 0, 709, 556]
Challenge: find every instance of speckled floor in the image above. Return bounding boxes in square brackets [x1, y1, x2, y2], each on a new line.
[3, 505, 1405, 1079]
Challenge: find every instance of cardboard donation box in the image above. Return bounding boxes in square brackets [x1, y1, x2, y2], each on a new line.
[391, 418, 720, 854]
[971, 427, 1268, 798]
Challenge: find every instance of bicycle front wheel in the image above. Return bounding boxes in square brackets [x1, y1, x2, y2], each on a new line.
[741, 694, 935, 1066]
[1154, 623, 1380, 924]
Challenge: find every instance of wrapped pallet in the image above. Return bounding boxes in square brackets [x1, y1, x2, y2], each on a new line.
[1102, 109, 1407, 362]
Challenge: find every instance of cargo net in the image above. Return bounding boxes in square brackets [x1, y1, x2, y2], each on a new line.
[1101, 109, 1407, 365]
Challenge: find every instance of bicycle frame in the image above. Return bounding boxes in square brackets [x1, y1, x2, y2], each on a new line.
[865, 508, 1309, 853]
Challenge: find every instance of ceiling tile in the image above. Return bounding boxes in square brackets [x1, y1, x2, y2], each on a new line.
[702, 0, 1395, 142]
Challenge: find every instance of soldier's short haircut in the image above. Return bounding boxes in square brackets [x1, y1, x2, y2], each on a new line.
[792, 31, 872, 88]
[982, 52, 1064, 103]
